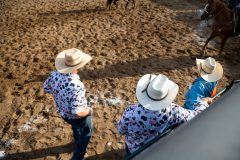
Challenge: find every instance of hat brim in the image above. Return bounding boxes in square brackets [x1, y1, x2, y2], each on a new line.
[55, 50, 92, 74]
[196, 59, 223, 82]
[136, 74, 179, 111]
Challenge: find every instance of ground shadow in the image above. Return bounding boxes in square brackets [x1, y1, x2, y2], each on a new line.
[150, 0, 205, 10]
[86, 149, 124, 160]
[5, 143, 75, 159]
[5, 143, 124, 160]
[24, 74, 48, 84]
[38, 6, 108, 17]
[79, 55, 196, 80]
[28, 55, 196, 83]
[26, 54, 238, 84]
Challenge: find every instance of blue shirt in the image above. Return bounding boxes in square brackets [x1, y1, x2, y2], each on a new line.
[184, 77, 217, 110]
[43, 71, 89, 119]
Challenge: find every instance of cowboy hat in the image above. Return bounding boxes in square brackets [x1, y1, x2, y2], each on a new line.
[55, 48, 92, 74]
[136, 74, 179, 111]
[196, 57, 223, 82]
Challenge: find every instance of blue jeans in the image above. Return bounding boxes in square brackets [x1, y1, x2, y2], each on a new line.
[64, 116, 93, 160]
[124, 144, 131, 159]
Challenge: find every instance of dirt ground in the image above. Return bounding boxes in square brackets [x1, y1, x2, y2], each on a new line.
[0, 0, 239, 159]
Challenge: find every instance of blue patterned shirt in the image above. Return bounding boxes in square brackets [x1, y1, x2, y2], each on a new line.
[43, 70, 89, 119]
[117, 102, 208, 153]
[184, 77, 217, 110]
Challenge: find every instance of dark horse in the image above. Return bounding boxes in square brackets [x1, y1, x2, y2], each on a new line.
[201, 0, 235, 54]
[106, 0, 135, 9]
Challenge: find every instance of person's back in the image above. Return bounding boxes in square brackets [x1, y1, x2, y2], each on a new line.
[117, 74, 211, 156]
[183, 57, 223, 110]
[44, 48, 93, 160]
[117, 102, 208, 153]
[184, 77, 217, 110]
[44, 70, 88, 119]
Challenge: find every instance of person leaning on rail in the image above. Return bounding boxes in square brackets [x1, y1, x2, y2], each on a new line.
[117, 74, 212, 157]
[184, 57, 223, 110]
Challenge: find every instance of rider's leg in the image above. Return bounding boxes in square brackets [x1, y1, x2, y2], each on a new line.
[236, 14, 240, 36]
[233, 3, 240, 35]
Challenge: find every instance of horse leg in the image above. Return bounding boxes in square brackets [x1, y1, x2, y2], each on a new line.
[125, 0, 129, 9]
[202, 31, 218, 55]
[113, 0, 118, 7]
[132, 0, 136, 8]
[125, 0, 135, 9]
[219, 36, 228, 55]
[106, 0, 112, 9]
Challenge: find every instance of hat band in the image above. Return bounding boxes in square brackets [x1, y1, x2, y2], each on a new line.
[65, 58, 82, 67]
[146, 89, 168, 101]
[201, 63, 214, 74]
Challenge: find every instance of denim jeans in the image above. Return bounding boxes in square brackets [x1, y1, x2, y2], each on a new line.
[64, 116, 93, 160]
[124, 144, 131, 159]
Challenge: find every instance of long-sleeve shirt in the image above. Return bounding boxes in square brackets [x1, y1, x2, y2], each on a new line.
[43, 70, 89, 119]
[117, 102, 208, 153]
[184, 77, 217, 110]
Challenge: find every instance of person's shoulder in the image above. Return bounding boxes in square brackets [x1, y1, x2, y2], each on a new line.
[122, 104, 141, 118]
[193, 77, 204, 83]
[192, 77, 207, 87]
[167, 103, 183, 111]
[50, 70, 61, 77]
[198, 78, 217, 88]
[169, 103, 181, 108]
[46, 70, 59, 79]
[69, 76, 84, 88]
[125, 103, 140, 111]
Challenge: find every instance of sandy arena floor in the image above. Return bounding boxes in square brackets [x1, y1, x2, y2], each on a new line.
[0, 0, 240, 159]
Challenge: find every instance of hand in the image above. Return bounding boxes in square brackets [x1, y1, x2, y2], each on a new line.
[202, 97, 213, 104]
[76, 107, 92, 117]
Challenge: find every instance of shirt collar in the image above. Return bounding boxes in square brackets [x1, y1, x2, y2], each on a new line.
[138, 104, 158, 113]
[56, 70, 80, 80]
[69, 73, 80, 79]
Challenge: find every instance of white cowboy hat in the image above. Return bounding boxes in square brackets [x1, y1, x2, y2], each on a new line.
[55, 48, 92, 74]
[136, 74, 179, 111]
[196, 57, 223, 82]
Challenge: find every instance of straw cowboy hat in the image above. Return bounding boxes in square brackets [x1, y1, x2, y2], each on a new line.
[136, 74, 179, 111]
[196, 57, 223, 82]
[55, 48, 92, 74]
